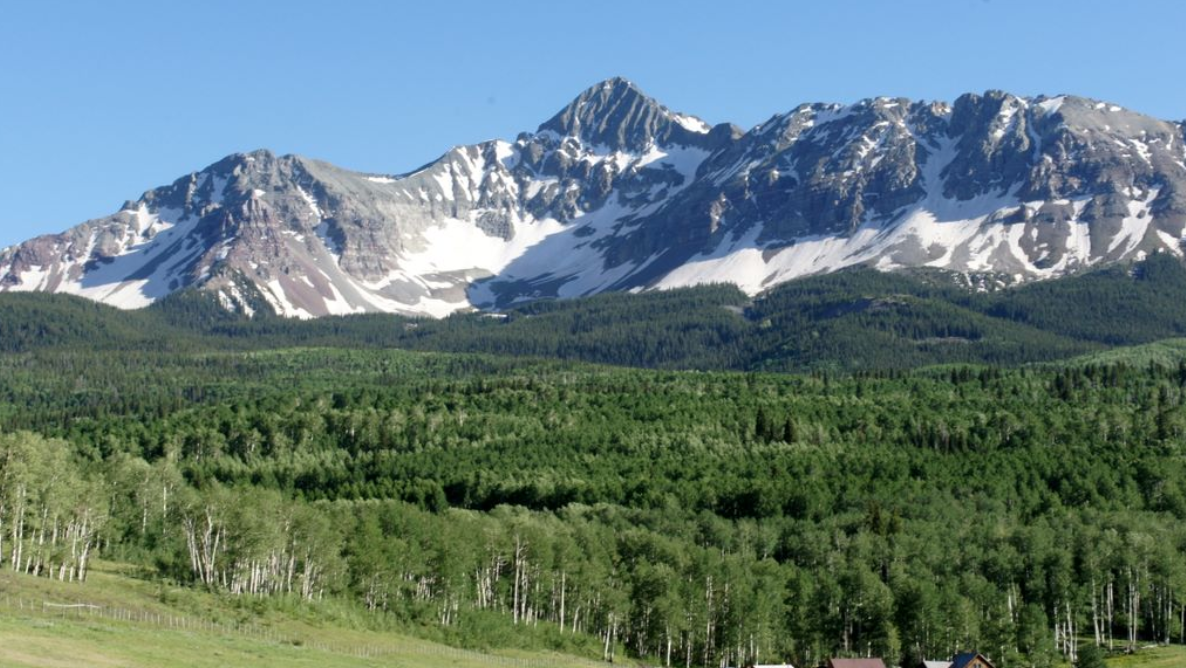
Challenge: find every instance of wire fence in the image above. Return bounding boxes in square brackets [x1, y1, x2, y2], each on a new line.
[0, 594, 615, 668]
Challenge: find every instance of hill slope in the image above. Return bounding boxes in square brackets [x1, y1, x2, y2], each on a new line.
[0, 564, 603, 668]
[7, 253, 1186, 371]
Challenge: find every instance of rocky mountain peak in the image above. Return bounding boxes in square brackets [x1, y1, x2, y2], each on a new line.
[537, 77, 716, 152]
[4, 82, 1186, 319]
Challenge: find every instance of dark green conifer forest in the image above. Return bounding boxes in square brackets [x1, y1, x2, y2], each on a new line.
[6, 257, 1186, 667]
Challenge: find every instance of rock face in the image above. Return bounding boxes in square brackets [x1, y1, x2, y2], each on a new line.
[3, 80, 1186, 317]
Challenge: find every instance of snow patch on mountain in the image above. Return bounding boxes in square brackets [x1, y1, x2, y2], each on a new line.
[673, 114, 711, 134]
[651, 132, 1115, 294]
[6, 204, 201, 309]
[1109, 189, 1159, 255]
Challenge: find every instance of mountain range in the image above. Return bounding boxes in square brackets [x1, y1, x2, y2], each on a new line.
[3, 77, 1185, 318]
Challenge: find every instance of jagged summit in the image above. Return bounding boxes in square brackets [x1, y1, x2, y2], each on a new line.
[538, 77, 716, 151]
[3, 83, 1185, 318]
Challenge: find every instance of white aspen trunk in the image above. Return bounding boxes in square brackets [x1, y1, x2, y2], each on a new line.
[1128, 571, 1138, 652]
[705, 575, 714, 668]
[68, 531, 78, 582]
[0, 501, 6, 568]
[1165, 587, 1172, 645]
[184, 517, 200, 578]
[1109, 577, 1115, 649]
[306, 555, 317, 599]
[603, 612, 613, 661]
[59, 517, 73, 582]
[559, 571, 566, 633]
[1072, 603, 1077, 659]
[205, 513, 221, 587]
[1092, 577, 1102, 646]
[202, 515, 214, 586]
[78, 532, 92, 582]
[1167, 588, 1176, 645]
[11, 488, 26, 572]
[608, 613, 617, 663]
[1134, 570, 1141, 652]
[33, 516, 47, 577]
[665, 623, 672, 668]
[1054, 600, 1062, 657]
[286, 551, 296, 595]
[512, 534, 523, 625]
[531, 570, 540, 626]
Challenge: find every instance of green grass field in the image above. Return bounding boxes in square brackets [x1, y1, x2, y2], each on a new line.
[1105, 645, 1186, 668]
[2, 564, 1184, 668]
[1060, 337, 1186, 368]
[0, 563, 608, 668]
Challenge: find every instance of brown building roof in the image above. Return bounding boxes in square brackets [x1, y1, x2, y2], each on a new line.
[951, 653, 994, 668]
[827, 660, 888, 668]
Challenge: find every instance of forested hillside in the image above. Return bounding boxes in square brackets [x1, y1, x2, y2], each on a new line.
[8, 254, 1186, 372]
[4, 344, 1186, 666]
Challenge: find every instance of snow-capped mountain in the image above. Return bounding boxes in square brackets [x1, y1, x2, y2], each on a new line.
[3, 78, 1185, 317]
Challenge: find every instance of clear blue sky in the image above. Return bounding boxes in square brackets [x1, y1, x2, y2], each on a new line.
[3, 0, 1185, 250]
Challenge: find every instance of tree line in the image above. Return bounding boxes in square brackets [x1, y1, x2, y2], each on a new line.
[10, 252, 1186, 374]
